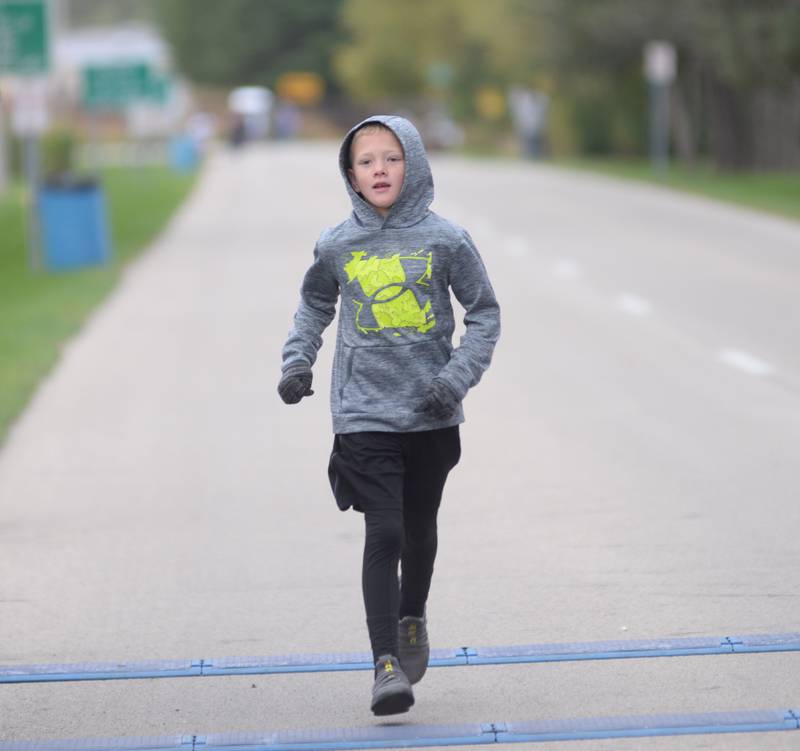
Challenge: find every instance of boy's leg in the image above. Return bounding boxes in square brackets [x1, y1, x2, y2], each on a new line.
[332, 432, 406, 661]
[399, 426, 461, 618]
[363, 507, 404, 660]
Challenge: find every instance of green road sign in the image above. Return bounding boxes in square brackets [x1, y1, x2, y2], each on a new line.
[83, 63, 152, 110]
[145, 72, 171, 105]
[0, 0, 49, 75]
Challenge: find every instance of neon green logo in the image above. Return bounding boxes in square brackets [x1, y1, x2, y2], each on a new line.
[344, 248, 436, 334]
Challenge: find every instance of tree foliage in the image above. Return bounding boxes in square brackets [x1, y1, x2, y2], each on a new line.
[335, 0, 538, 110]
[151, 0, 799, 169]
[66, 0, 157, 27]
[155, 0, 346, 89]
[534, 0, 800, 167]
[336, 0, 800, 168]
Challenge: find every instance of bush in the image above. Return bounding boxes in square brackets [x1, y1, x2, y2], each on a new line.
[7, 127, 78, 180]
[557, 75, 648, 159]
[40, 127, 77, 177]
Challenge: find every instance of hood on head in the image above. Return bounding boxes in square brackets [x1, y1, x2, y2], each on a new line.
[339, 115, 434, 229]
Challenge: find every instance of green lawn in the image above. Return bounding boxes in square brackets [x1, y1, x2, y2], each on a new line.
[559, 158, 800, 222]
[0, 166, 196, 446]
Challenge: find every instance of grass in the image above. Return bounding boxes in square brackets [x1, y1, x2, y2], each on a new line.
[559, 158, 800, 222]
[0, 166, 196, 446]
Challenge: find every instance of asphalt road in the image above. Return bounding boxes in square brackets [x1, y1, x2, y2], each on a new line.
[0, 142, 798, 749]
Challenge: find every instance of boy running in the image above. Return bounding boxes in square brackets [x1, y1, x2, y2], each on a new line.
[279, 115, 500, 715]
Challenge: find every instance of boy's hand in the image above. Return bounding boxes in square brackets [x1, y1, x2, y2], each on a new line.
[415, 379, 460, 420]
[278, 370, 314, 404]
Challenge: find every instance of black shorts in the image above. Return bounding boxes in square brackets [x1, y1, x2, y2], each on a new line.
[327, 427, 461, 513]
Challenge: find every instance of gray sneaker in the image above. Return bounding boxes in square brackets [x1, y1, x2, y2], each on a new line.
[397, 615, 429, 684]
[371, 655, 414, 716]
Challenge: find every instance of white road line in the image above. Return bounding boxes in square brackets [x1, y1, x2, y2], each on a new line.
[616, 294, 653, 316]
[553, 258, 581, 279]
[718, 349, 774, 376]
[504, 235, 529, 257]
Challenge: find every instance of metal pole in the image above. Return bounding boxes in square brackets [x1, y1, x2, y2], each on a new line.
[644, 41, 676, 177]
[649, 81, 669, 176]
[0, 94, 8, 197]
[23, 134, 43, 271]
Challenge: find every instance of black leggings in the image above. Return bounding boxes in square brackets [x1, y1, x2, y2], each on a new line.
[328, 427, 461, 661]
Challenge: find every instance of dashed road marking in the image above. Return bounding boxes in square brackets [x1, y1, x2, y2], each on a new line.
[616, 294, 653, 316]
[553, 258, 581, 279]
[718, 349, 774, 376]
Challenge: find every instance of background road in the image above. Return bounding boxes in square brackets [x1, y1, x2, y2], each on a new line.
[1, 143, 798, 748]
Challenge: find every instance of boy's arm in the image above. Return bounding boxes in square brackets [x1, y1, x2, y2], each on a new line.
[281, 243, 339, 378]
[435, 232, 500, 401]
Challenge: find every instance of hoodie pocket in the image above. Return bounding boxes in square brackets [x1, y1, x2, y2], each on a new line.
[341, 339, 450, 415]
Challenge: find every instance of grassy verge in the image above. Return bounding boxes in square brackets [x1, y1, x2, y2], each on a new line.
[559, 158, 800, 222]
[0, 166, 196, 446]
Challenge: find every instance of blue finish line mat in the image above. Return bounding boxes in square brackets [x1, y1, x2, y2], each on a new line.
[1, 631, 798, 684]
[0, 708, 798, 749]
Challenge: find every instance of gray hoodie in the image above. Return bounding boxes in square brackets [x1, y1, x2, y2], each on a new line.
[281, 115, 500, 434]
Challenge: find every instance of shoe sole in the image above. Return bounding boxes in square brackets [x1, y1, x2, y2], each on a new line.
[371, 689, 414, 716]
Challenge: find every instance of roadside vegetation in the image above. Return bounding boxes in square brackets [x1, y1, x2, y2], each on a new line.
[156, 1, 800, 174]
[0, 167, 196, 446]
[561, 159, 800, 222]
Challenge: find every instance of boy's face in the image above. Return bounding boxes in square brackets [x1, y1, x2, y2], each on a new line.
[348, 128, 405, 216]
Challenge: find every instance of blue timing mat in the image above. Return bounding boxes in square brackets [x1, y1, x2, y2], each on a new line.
[0, 708, 798, 750]
[1, 632, 798, 684]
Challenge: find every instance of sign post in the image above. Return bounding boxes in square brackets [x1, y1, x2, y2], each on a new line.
[0, 0, 51, 269]
[12, 77, 47, 269]
[644, 41, 676, 176]
[0, 90, 7, 196]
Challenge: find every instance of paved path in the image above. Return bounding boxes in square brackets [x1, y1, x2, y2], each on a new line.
[1, 143, 799, 748]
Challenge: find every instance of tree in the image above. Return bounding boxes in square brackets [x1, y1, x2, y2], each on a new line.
[155, 0, 346, 90]
[335, 0, 539, 113]
[531, 0, 800, 168]
[66, 0, 158, 27]
[681, 0, 800, 169]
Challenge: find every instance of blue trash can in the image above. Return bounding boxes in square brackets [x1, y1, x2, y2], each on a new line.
[38, 176, 111, 271]
[169, 135, 200, 172]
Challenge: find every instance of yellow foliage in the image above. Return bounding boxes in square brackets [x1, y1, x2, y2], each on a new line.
[335, 0, 542, 101]
[476, 86, 506, 120]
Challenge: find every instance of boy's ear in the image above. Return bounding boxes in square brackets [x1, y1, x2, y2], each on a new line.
[347, 168, 360, 193]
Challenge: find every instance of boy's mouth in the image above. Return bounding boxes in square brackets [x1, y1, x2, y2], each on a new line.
[373, 182, 391, 190]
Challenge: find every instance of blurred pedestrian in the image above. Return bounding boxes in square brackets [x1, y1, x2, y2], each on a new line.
[278, 115, 500, 715]
[185, 112, 216, 155]
[227, 112, 246, 149]
[509, 87, 549, 158]
[274, 101, 300, 140]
